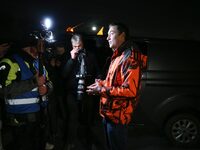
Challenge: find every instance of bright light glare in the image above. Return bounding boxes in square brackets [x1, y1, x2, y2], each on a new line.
[92, 26, 97, 31]
[49, 33, 54, 40]
[46, 31, 55, 43]
[44, 18, 52, 30]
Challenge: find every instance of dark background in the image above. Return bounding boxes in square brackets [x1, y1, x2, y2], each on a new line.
[1, 1, 200, 150]
[0, 0, 200, 41]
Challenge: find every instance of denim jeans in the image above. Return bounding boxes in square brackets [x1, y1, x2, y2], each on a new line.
[103, 118, 128, 150]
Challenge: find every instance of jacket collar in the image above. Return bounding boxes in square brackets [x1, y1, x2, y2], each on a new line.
[111, 40, 134, 60]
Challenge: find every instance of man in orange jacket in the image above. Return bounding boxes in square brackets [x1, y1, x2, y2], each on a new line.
[87, 22, 147, 150]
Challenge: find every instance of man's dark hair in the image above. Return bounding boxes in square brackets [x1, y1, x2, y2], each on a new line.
[109, 22, 130, 40]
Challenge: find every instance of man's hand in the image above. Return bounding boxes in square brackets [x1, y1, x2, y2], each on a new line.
[36, 73, 47, 95]
[87, 81, 102, 95]
[70, 48, 80, 59]
[38, 84, 48, 95]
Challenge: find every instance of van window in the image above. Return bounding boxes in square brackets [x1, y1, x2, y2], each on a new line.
[147, 40, 200, 71]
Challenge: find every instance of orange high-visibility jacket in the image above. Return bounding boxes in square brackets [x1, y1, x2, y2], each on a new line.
[99, 42, 147, 125]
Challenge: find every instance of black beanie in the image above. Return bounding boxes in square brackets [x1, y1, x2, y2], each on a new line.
[20, 33, 38, 48]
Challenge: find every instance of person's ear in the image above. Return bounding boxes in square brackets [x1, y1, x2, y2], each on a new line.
[120, 32, 126, 40]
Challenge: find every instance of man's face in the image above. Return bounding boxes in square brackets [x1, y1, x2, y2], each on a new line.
[0, 50, 7, 58]
[23, 47, 38, 59]
[72, 41, 83, 51]
[107, 25, 125, 51]
[56, 47, 65, 55]
[0, 43, 10, 58]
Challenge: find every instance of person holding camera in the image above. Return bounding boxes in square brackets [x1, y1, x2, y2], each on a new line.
[62, 34, 100, 150]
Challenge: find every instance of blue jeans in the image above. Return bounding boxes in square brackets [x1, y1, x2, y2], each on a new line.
[103, 118, 128, 150]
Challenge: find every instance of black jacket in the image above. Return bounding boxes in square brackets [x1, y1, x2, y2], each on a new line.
[62, 49, 100, 93]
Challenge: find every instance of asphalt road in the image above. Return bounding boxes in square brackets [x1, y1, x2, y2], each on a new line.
[2, 119, 200, 150]
[127, 125, 200, 150]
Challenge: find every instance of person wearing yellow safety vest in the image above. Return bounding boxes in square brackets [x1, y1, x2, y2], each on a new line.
[0, 35, 52, 150]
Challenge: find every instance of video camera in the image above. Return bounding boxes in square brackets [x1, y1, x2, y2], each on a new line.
[30, 30, 55, 44]
[28, 18, 57, 62]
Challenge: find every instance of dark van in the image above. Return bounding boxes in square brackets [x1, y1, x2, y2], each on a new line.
[132, 38, 200, 147]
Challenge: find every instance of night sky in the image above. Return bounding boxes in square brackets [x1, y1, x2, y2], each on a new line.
[0, 0, 200, 41]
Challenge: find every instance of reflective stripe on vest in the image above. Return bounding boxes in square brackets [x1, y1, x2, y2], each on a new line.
[5, 55, 40, 113]
[6, 97, 39, 105]
[5, 87, 39, 106]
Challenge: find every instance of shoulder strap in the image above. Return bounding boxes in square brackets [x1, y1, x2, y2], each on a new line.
[13, 54, 33, 80]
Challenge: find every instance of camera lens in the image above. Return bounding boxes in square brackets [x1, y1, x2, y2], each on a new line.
[77, 79, 85, 101]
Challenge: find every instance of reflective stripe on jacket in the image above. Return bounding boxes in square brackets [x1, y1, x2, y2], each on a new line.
[4, 54, 40, 113]
[6, 87, 39, 105]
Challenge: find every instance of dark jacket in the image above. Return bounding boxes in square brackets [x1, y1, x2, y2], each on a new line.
[62, 49, 100, 94]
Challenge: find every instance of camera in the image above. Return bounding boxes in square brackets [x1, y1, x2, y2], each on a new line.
[76, 49, 87, 101]
[76, 75, 86, 101]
